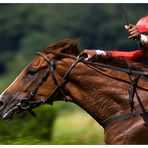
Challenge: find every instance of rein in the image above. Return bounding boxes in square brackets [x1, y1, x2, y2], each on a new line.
[17, 52, 148, 128]
[82, 60, 148, 76]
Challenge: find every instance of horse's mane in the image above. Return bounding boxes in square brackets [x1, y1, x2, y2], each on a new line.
[98, 56, 148, 73]
[42, 39, 80, 56]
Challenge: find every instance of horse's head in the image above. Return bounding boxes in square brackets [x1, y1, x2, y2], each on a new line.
[0, 39, 80, 120]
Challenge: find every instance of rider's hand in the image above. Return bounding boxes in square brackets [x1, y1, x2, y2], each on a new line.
[77, 50, 97, 61]
[125, 24, 141, 40]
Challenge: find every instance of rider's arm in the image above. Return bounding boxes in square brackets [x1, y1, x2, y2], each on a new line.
[95, 33, 148, 62]
[95, 49, 147, 62]
[111, 49, 147, 62]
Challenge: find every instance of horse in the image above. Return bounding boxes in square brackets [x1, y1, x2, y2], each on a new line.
[0, 39, 148, 144]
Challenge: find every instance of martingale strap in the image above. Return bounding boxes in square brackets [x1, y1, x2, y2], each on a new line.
[128, 75, 140, 115]
[81, 59, 148, 128]
[101, 74, 142, 128]
[101, 109, 148, 128]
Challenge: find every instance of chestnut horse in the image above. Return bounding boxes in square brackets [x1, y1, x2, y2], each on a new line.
[0, 39, 148, 144]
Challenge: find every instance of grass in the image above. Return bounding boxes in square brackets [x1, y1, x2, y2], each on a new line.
[0, 102, 104, 145]
[49, 104, 105, 145]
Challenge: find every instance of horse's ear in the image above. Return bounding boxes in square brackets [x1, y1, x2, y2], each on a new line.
[61, 39, 80, 56]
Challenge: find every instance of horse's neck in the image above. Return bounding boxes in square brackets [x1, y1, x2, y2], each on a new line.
[59, 58, 130, 125]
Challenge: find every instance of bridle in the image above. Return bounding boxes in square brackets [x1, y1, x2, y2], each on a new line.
[15, 51, 84, 116]
[14, 51, 148, 128]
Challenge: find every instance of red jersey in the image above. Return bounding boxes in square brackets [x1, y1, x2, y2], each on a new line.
[111, 49, 147, 62]
[110, 35, 148, 62]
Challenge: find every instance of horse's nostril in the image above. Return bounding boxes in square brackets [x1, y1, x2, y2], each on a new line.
[0, 100, 5, 110]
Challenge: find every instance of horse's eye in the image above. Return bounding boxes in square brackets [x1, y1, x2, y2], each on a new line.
[27, 68, 38, 76]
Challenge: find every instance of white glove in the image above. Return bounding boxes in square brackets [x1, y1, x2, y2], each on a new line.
[95, 50, 107, 56]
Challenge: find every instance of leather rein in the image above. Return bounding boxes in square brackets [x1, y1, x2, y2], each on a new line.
[16, 52, 148, 128]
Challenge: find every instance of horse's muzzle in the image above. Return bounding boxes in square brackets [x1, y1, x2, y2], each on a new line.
[2, 105, 19, 120]
[2, 98, 30, 120]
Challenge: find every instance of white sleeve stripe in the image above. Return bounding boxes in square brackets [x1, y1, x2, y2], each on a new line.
[95, 50, 106, 56]
[140, 34, 148, 45]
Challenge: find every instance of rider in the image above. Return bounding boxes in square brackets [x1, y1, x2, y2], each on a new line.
[79, 16, 148, 62]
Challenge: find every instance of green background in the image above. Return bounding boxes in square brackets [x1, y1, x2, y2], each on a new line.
[0, 3, 147, 144]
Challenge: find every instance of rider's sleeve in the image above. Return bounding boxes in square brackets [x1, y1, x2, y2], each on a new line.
[111, 49, 147, 62]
